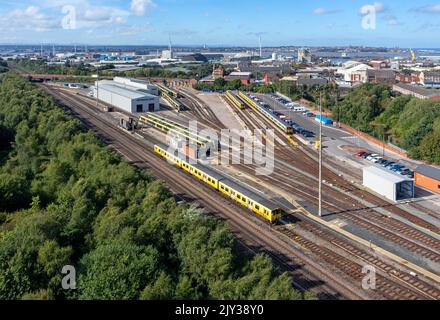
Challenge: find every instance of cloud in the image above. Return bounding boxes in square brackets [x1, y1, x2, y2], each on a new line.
[130, 0, 156, 16]
[167, 29, 198, 37]
[115, 24, 153, 36]
[313, 7, 341, 15]
[359, 2, 387, 15]
[412, 5, 440, 14]
[383, 15, 402, 26]
[0, 5, 59, 32]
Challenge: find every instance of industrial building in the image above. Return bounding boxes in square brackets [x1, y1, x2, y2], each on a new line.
[336, 61, 373, 86]
[363, 166, 414, 202]
[393, 83, 440, 100]
[414, 165, 440, 194]
[113, 77, 159, 96]
[94, 78, 160, 113]
[297, 48, 312, 63]
[420, 71, 440, 88]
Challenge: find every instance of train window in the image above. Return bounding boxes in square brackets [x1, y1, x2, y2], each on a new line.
[255, 205, 260, 210]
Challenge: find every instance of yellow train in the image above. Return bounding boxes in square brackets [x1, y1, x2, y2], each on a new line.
[140, 113, 210, 147]
[161, 91, 184, 111]
[238, 91, 293, 134]
[225, 90, 245, 109]
[157, 83, 180, 98]
[154, 143, 282, 223]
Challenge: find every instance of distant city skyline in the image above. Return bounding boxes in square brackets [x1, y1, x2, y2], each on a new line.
[0, 0, 440, 47]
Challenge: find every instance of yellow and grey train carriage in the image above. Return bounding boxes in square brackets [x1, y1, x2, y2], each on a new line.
[153, 143, 282, 223]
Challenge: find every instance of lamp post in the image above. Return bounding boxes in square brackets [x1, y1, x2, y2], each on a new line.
[92, 73, 99, 110]
[318, 91, 323, 218]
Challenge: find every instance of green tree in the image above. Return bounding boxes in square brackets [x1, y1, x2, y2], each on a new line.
[77, 244, 159, 300]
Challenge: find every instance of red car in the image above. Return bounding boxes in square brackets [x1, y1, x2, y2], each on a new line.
[355, 151, 367, 157]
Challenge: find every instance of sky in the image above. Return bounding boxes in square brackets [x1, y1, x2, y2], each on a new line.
[0, 0, 439, 47]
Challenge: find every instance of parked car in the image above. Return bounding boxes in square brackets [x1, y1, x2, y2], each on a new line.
[371, 157, 384, 163]
[391, 165, 405, 172]
[361, 153, 371, 159]
[302, 131, 314, 138]
[306, 112, 315, 117]
[355, 151, 367, 157]
[381, 160, 391, 166]
[407, 171, 414, 179]
[366, 154, 379, 161]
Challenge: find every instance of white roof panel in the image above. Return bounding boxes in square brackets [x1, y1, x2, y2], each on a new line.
[98, 83, 156, 100]
[363, 166, 409, 184]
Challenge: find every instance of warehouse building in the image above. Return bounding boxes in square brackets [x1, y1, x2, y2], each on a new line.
[414, 165, 440, 194]
[363, 166, 414, 202]
[94, 82, 159, 113]
[113, 77, 159, 96]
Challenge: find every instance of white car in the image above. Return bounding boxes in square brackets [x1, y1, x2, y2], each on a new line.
[366, 154, 379, 161]
[371, 157, 383, 163]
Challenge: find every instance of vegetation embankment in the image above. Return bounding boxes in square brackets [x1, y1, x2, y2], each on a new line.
[332, 83, 440, 164]
[0, 73, 309, 300]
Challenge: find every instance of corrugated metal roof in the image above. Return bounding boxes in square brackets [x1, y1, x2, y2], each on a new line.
[97, 81, 157, 99]
[363, 166, 409, 184]
[415, 165, 440, 181]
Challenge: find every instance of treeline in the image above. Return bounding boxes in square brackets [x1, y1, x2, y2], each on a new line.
[0, 60, 8, 73]
[193, 78, 274, 93]
[193, 78, 339, 106]
[11, 59, 213, 80]
[333, 83, 440, 164]
[273, 81, 340, 109]
[0, 74, 308, 300]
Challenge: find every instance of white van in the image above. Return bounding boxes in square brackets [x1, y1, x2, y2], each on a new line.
[292, 105, 307, 112]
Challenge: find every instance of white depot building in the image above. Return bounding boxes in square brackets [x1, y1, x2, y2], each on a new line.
[363, 166, 414, 202]
[93, 77, 160, 113]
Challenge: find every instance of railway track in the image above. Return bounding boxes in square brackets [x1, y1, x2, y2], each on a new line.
[42, 85, 440, 300]
[178, 88, 223, 129]
[212, 97, 440, 282]
[42, 85, 365, 300]
[226, 98, 440, 252]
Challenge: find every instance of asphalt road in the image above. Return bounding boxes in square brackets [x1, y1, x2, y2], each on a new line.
[256, 94, 352, 140]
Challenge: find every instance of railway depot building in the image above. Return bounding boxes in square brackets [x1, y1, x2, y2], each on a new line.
[414, 165, 440, 194]
[363, 166, 414, 202]
[93, 78, 160, 113]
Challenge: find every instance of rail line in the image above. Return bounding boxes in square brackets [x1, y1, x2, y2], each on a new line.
[42, 85, 440, 300]
[42, 85, 366, 300]
[225, 95, 440, 267]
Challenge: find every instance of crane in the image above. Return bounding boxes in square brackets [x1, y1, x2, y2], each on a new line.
[410, 48, 416, 61]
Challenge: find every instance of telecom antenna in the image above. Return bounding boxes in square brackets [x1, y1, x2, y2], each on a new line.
[168, 35, 173, 58]
[259, 35, 262, 58]
[52, 44, 55, 57]
[40, 44, 43, 57]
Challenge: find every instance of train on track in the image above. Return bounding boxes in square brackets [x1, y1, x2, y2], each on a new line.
[160, 90, 184, 112]
[154, 143, 282, 223]
[238, 91, 293, 134]
[140, 113, 220, 150]
[156, 83, 181, 98]
[225, 90, 245, 109]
